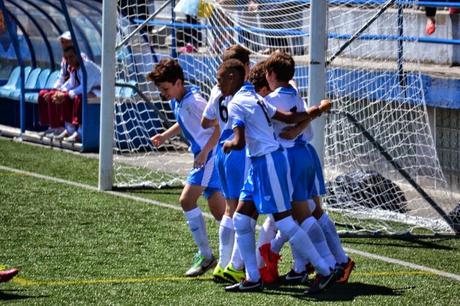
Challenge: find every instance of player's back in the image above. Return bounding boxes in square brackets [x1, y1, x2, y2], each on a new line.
[229, 83, 280, 157]
[204, 85, 234, 144]
[265, 85, 306, 148]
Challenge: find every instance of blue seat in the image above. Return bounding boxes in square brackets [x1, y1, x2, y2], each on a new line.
[0, 66, 32, 98]
[9, 67, 42, 100]
[25, 69, 51, 103]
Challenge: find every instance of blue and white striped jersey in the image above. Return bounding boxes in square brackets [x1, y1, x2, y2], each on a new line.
[202, 85, 234, 144]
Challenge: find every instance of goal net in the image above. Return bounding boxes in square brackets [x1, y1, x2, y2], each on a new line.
[111, 0, 459, 235]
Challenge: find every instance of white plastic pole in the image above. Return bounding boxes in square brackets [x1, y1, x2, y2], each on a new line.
[98, 0, 117, 191]
[308, 0, 328, 165]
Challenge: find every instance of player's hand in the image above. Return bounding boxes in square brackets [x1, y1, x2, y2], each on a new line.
[319, 99, 331, 113]
[279, 126, 299, 140]
[151, 134, 165, 147]
[222, 141, 232, 154]
[194, 151, 207, 169]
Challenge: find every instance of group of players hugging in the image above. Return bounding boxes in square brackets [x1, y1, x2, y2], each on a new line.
[148, 45, 354, 294]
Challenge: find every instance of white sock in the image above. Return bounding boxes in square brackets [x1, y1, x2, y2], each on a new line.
[318, 213, 348, 264]
[256, 216, 278, 268]
[276, 216, 330, 276]
[234, 212, 260, 282]
[218, 215, 234, 268]
[229, 235, 244, 270]
[271, 230, 289, 254]
[184, 207, 212, 259]
[302, 217, 336, 269]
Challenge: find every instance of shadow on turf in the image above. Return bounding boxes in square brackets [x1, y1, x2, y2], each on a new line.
[0, 289, 44, 301]
[343, 238, 454, 251]
[262, 282, 408, 301]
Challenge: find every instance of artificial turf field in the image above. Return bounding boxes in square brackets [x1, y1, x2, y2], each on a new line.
[0, 137, 459, 305]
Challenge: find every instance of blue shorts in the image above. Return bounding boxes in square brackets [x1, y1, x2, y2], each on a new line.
[187, 149, 222, 199]
[216, 145, 249, 200]
[306, 143, 326, 196]
[239, 148, 292, 214]
[286, 144, 316, 201]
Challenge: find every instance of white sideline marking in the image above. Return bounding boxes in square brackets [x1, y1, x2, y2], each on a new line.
[1, 165, 460, 283]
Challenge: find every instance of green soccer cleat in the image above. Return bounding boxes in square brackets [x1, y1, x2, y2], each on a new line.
[212, 264, 229, 283]
[185, 253, 217, 277]
[223, 263, 245, 283]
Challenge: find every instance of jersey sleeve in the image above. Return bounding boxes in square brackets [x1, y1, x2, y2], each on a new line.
[229, 100, 246, 128]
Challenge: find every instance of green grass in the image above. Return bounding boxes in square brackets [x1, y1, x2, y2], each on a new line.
[1, 137, 459, 305]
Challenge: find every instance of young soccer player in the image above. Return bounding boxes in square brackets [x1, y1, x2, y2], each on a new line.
[265, 53, 355, 284]
[218, 59, 335, 294]
[256, 52, 338, 286]
[148, 58, 225, 277]
[201, 45, 252, 283]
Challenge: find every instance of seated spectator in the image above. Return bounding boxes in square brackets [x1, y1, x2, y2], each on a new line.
[38, 31, 74, 136]
[52, 45, 101, 143]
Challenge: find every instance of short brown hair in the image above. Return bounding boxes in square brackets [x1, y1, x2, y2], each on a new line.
[248, 60, 269, 92]
[222, 44, 251, 65]
[264, 51, 295, 82]
[147, 58, 184, 85]
[218, 59, 246, 82]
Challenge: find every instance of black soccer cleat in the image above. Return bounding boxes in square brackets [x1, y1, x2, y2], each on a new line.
[225, 279, 263, 292]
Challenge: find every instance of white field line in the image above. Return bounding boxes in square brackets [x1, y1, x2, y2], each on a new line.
[1, 165, 460, 283]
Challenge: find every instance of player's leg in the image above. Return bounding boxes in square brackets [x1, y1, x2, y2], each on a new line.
[308, 143, 354, 283]
[181, 183, 216, 277]
[225, 200, 262, 292]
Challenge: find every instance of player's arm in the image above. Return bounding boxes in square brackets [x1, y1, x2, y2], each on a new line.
[194, 123, 220, 168]
[279, 117, 311, 140]
[151, 122, 181, 147]
[223, 125, 245, 153]
[201, 117, 218, 129]
[273, 100, 330, 124]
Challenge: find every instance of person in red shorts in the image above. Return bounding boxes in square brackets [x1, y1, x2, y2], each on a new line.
[38, 31, 74, 137]
[50, 46, 101, 142]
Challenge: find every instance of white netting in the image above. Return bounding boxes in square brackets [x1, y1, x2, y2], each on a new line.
[112, 0, 459, 234]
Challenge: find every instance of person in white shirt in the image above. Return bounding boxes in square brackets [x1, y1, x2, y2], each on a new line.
[38, 31, 74, 136]
[219, 59, 334, 294]
[50, 45, 101, 142]
[148, 58, 226, 277]
[201, 45, 251, 283]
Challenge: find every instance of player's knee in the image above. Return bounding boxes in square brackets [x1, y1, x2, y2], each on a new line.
[233, 212, 253, 235]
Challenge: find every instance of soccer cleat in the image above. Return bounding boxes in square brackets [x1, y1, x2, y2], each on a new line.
[185, 253, 217, 277]
[223, 264, 245, 283]
[212, 264, 229, 283]
[225, 279, 263, 292]
[280, 269, 308, 285]
[0, 268, 19, 283]
[258, 243, 280, 283]
[336, 258, 355, 284]
[305, 270, 336, 295]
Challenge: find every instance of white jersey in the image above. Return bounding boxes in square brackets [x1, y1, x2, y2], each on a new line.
[229, 83, 280, 157]
[203, 85, 233, 144]
[171, 86, 215, 156]
[264, 85, 306, 148]
[303, 124, 314, 142]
